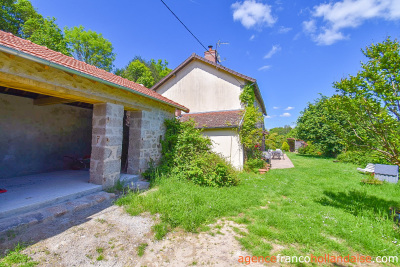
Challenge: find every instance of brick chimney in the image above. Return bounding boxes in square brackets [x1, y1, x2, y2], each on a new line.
[204, 45, 217, 63]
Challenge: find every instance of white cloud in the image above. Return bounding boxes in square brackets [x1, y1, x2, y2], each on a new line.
[280, 112, 291, 117]
[232, 0, 277, 29]
[264, 45, 281, 59]
[302, 20, 316, 34]
[249, 34, 255, 41]
[258, 65, 271, 71]
[273, 106, 279, 109]
[285, 106, 294, 110]
[266, 115, 277, 119]
[278, 26, 292, 34]
[304, 0, 400, 45]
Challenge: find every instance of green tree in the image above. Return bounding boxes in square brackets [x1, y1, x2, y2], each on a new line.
[296, 96, 346, 157]
[149, 59, 172, 83]
[23, 16, 69, 54]
[119, 59, 155, 88]
[0, 0, 21, 35]
[332, 37, 400, 165]
[0, 0, 40, 37]
[64, 25, 115, 72]
[286, 127, 298, 139]
[0, 0, 69, 55]
[116, 57, 172, 87]
[269, 125, 292, 136]
[265, 132, 279, 150]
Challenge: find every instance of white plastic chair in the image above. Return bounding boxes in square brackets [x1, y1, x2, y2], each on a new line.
[357, 163, 375, 173]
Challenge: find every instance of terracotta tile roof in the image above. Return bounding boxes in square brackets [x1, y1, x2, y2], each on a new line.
[0, 30, 189, 112]
[179, 109, 243, 129]
[151, 53, 266, 115]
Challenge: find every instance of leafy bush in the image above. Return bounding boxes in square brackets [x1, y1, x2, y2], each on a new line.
[337, 150, 390, 166]
[244, 158, 265, 173]
[172, 152, 238, 187]
[281, 141, 290, 151]
[298, 143, 322, 156]
[145, 119, 238, 187]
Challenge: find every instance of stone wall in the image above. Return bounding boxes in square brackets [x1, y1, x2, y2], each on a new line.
[127, 108, 174, 175]
[0, 93, 92, 178]
[90, 103, 124, 188]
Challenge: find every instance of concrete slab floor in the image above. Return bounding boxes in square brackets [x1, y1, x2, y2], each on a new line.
[0, 170, 102, 219]
[270, 154, 295, 169]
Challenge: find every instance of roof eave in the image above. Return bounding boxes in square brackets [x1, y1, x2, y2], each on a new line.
[0, 44, 189, 112]
[195, 125, 239, 130]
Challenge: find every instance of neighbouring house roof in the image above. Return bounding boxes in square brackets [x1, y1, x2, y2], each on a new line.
[179, 109, 243, 129]
[0, 30, 189, 112]
[151, 53, 266, 115]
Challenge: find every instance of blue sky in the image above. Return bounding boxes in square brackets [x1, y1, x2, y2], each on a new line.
[30, 0, 400, 129]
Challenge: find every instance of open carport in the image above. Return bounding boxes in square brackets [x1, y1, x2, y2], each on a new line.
[0, 30, 188, 222]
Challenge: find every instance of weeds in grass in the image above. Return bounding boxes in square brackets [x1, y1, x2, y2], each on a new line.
[117, 153, 400, 261]
[96, 218, 106, 224]
[137, 243, 148, 257]
[96, 254, 104, 261]
[116, 173, 266, 238]
[0, 243, 38, 267]
[153, 223, 169, 240]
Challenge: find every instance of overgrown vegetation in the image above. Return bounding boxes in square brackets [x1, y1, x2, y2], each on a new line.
[118, 154, 400, 259]
[295, 96, 347, 157]
[117, 172, 266, 239]
[142, 119, 238, 187]
[331, 37, 400, 165]
[298, 142, 322, 156]
[295, 37, 400, 166]
[243, 158, 265, 173]
[265, 126, 292, 150]
[0, 243, 38, 267]
[239, 84, 264, 170]
[337, 150, 389, 166]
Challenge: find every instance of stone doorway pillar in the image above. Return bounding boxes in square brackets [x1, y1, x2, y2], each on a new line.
[90, 103, 124, 188]
[127, 111, 142, 175]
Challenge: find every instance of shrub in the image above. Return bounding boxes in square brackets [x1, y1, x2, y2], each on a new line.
[244, 158, 265, 173]
[281, 141, 290, 151]
[337, 150, 390, 166]
[298, 142, 322, 156]
[145, 119, 238, 187]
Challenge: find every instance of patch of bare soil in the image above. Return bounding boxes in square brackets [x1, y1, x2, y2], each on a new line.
[137, 220, 265, 267]
[23, 207, 264, 266]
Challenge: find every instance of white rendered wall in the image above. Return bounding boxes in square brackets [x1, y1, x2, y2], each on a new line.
[156, 60, 245, 113]
[202, 129, 244, 170]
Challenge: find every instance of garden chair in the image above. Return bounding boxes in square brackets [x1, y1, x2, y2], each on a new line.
[356, 163, 375, 174]
[262, 151, 271, 164]
[276, 149, 284, 160]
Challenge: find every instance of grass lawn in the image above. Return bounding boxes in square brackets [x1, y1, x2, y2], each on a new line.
[118, 153, 400, 262]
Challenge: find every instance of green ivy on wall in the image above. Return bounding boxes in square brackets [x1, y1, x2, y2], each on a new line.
[238, 84, 264, 160]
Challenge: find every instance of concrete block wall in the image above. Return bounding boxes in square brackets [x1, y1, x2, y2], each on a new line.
[90, 103, 124, 188]
[0, 93, 92, 178]
[127, 108, 173, 175]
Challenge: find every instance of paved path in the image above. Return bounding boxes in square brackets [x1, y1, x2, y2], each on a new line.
[270, 154, 295, 169]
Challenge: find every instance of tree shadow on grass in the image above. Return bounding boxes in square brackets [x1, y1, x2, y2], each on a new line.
[316, 189, 400, 218]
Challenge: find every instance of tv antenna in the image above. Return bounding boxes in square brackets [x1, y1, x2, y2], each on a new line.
[216, 40, 229, 64]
